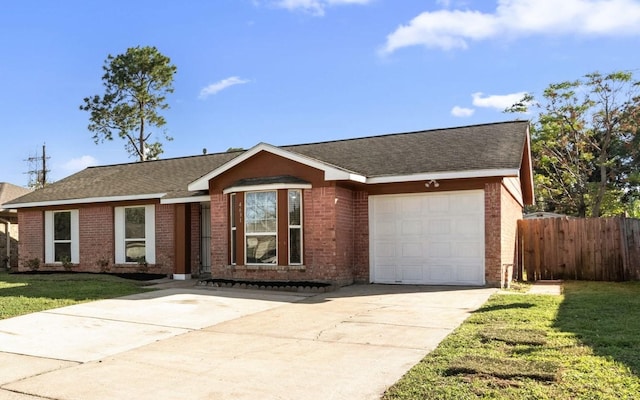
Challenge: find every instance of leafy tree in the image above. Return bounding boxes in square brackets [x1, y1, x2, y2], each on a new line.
[508, 71, 640, 217]
[80, 46, 177, 161]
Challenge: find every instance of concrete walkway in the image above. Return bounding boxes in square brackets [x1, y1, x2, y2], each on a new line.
[0, 284, 496, 400]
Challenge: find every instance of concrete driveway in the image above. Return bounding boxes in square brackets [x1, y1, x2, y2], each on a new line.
[0, 284, 495, 400]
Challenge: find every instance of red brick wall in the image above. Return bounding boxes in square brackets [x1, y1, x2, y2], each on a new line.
[154, 204, 175, 275]
[500, 183, 523, 283]
[78, 206, 113, 272]
[353, 190, 369, 282]
[210, 193, 228, 269]
[209, 187, 357, 286]
[16, 204, 176, 275]
[484, 182, 502, 285]
[483, 181, 524, 286]
[334, 186, 355, 285]
[17, 210, 43, 270]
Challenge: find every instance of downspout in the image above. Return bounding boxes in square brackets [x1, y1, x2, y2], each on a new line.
[0, 218, 10, 269]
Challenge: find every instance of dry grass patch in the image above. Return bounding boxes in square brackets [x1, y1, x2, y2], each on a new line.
[446, 355, 560, 382]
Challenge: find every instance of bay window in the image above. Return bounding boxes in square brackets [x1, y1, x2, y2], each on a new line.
[227, 186, 305, 266]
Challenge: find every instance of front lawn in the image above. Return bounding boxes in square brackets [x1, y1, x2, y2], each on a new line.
[0, 272, 151, 320]
[383, 281, 640, 399]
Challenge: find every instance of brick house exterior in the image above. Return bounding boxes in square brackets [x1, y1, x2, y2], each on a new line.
[7, 121, 534, 287]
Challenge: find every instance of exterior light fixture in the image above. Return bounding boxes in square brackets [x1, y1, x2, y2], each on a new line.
[425, 179, 440, 188]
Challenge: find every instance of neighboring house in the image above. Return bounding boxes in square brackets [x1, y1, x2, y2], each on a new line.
[6, 120, 534, 286]
[0, 182, 32, 268]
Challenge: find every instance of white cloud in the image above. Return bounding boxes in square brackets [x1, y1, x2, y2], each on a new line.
[451, 106, 475, 117]
[471, 91, 528, 111]
[199, 77, 250, 99]
[61, 155, 98, 173]
[264, 0, 372, 16]
[380, 0, 640, 54]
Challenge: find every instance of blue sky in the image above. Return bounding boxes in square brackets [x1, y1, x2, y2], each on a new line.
[2, 0, 640, 186]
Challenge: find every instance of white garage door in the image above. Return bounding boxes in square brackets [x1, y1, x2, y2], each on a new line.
[370, 190, 485, 285]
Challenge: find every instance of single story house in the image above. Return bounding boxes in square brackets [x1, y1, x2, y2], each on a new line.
[6, 120, 533, 286]
[0, 182, 32, 268]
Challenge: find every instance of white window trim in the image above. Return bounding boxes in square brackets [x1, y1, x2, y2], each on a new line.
[244, 191, 278, 266]
[44, 210, 79, 264]
[288, 189, 303, 265]
[115, 205, 156, 264]
[230, 193, 237, 265]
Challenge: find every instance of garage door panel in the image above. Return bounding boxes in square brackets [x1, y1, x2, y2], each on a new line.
[401, 242, 423, 258]
[401, 197, 422, 215]
[455, 242, 483, 258]
[400, 265, 423, 282]
[425, 195, 450, 212]
[429, 242, 451, 258]
[375, 264, 397, 281]
[455, 263, 484, 283]
[427, 218, 452, 234]
[374, 220, 396, 236]
[401, 219, 422, 235]
[374, 242, 396, 257]
[371, 191, 485, 286]
[428, 265, 454, 283]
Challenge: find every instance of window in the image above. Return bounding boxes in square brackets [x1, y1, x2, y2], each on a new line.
[115, 205, 156, 264]
[124, 207, 146, 262]
[288, 190, 302, 264]
[245, 191, 277, 264]
[229, 188, 304, 266]
[44, 210, 79, 264]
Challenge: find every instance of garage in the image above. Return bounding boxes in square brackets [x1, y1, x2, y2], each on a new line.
[370, 190, 485, 285]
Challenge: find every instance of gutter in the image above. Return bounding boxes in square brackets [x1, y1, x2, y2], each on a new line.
[0, 217, 10, 269]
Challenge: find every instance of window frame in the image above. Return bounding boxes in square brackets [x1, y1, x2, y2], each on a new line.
[224, 185, 308, 267]
[114, 205, 156, 264]
[230, 193, 237, 265]
[244, 191, 278, 265]
[44, 210, 79, 264]
[288, 189, 303, 265]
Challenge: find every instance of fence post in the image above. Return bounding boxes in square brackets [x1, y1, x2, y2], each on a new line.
[619, 215, 629, 281]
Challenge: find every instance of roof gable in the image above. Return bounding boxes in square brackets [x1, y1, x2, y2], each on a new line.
[188, 143, 366, 191]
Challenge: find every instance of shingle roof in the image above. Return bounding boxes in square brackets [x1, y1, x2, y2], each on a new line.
[6, 120, 529, 207]
[284, 120, 528, 177]
[0, 183, 32, 211]
[6, 152, 242, 205]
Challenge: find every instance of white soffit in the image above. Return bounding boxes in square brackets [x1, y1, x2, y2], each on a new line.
[7, 193, 166, 209]
[366, 169, 520, 184]
[161, 195, 211, 204]
[223, 183, 312, 194]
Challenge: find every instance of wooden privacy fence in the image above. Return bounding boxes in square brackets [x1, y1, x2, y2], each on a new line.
[517, 216, 640, 281]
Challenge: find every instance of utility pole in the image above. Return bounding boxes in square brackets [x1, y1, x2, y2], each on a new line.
[25, 144, 50, 189]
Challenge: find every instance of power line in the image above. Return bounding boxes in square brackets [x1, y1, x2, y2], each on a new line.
[25, 144, 50, 189]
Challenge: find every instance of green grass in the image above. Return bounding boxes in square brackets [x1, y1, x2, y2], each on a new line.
[0, 272, 151, 320]
[383, 281, 640, 400]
